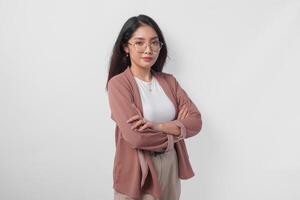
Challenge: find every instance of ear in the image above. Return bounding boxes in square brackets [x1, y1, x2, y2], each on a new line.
[123, 43, 129, 54]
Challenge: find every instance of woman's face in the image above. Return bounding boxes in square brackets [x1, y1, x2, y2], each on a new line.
[124, 25, 161, 70]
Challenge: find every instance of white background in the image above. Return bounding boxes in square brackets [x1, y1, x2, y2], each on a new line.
[0, 0, 299, 199]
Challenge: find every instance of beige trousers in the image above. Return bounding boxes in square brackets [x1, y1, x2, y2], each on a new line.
[114, 148, 181, 200]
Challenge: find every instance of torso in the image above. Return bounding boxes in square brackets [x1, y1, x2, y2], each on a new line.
[133, 76, 176, 123]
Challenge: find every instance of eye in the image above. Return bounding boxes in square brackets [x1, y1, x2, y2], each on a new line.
[135, 41, 144, 46]
[152, 41, 160, 46]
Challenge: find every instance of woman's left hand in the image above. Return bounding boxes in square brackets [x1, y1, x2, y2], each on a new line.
[126, 115, 160, 131]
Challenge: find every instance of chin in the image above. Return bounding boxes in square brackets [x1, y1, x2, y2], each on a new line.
[140, 63, 154, 69]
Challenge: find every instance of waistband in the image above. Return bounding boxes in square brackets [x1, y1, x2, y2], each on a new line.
[149, 149, 174, 156]
[149, 151, 164, 156]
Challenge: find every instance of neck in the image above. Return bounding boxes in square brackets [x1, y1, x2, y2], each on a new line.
[129, 64, 152, 82]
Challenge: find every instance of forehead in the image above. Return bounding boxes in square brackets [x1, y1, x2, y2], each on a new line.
[131, 25, 158, 40]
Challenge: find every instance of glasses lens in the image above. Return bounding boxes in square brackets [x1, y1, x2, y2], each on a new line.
[134, 41, 162, 52]
[151, 41, 161, 51]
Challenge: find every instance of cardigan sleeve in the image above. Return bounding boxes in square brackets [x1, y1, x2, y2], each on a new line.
[169, 74, 203, 140]
[107, 77, 174, 152]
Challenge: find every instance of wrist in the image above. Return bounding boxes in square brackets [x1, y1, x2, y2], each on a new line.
[158, 123, 164, 131]
[153, 122, 163, 131]
[175, 131, 181, 137]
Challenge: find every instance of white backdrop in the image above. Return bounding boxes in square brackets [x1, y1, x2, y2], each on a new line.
[1, 0, 299, 199]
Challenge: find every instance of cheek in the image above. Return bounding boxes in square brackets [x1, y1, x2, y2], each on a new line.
[152, 55, 159, 62]
[130, 52, 140, 61]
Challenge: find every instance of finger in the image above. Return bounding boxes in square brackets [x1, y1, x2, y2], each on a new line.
[180, 104, 187, 113]
[178, 112, 185, 120]
[177, 110, 182, 120]
[178, 106, 184, 116]
[183, 109, 189, 118]
[185, 111, 189, 117]
[178, 105, 187, 119]
[183, 105, 188, 110]
[127, 115, 141, 123]
[131, 119, 145, 130]
[138, 123, 149, 131]
[179, 108, 188, 120]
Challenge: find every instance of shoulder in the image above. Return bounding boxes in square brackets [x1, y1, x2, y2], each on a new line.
[108, 72, 130, 90]
[107, 74, 133, 102]
[156, 71, 179, 89]
[156, 71, 177, 82]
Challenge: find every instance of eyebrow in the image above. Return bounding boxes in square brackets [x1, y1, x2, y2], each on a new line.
[132, 36, 159, 40]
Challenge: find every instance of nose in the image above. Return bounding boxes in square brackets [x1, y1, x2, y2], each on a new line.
[144, 44, 153, 54]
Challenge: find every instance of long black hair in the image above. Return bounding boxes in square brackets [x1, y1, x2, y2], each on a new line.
[105, 14, 168, 91]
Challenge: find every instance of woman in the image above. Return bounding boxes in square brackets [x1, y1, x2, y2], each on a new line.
[106, 14, 202, 200]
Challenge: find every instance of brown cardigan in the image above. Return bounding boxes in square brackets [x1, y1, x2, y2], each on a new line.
[107, 66, 202, 199]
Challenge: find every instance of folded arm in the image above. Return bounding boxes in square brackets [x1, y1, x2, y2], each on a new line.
[167, 75, 203, 141]
[107, 76, 174, 152]
[136, 74, 203, 142]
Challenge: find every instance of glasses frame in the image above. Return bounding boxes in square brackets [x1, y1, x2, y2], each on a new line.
[127, 40, 163, 53]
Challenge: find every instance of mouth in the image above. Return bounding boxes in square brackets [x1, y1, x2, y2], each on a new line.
[142, 57, 153, 62]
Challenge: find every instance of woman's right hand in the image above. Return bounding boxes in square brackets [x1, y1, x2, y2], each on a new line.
[177, 104, 189, 120]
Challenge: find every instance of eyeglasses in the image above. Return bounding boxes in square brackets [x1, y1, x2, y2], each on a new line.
[127, 40, 163, 53]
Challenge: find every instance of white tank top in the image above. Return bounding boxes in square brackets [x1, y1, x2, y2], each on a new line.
[134, 76, 176, 123]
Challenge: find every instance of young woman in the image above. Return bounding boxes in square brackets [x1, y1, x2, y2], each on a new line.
[106, 14, 202, 200]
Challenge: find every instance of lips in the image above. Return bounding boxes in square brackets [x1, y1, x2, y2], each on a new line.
[142, 57, 153, 61]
